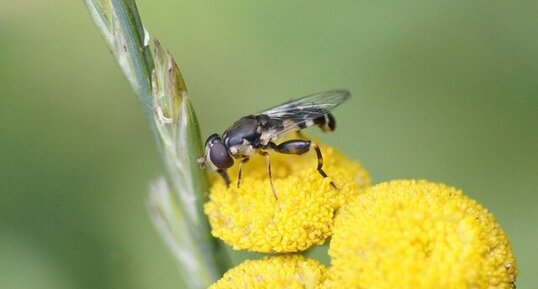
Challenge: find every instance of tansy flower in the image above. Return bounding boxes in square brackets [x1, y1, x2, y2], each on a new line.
[208, 255, 327, 289]
[325, 180, 518, 289]
[204, 144, 370, 253]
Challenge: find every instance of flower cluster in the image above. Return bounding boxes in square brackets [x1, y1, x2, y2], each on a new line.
[204, 144, 370, 252]
[208, 255, 327, 289]
[205, 144, 517, 288]
[324, 180, 517, 289]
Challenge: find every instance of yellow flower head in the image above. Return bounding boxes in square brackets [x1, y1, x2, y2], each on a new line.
[204, 144, 370, 253]
[208, 255, 327, 289]
[325, 180, 518, 289]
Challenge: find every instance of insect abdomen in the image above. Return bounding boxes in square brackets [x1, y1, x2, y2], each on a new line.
[313, 113, 336, 132]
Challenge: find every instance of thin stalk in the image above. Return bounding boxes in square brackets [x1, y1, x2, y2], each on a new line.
[84, 0, 232, 287]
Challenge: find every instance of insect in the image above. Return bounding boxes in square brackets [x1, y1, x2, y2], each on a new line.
[197, 89, 350, 198]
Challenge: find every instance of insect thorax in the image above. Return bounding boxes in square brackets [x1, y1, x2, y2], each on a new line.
[223, 115, 268, 158]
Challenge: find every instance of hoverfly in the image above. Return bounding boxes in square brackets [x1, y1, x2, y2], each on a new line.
[197, 89, 350, 198]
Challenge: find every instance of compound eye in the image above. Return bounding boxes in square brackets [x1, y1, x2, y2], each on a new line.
[209, 142, 234, 169]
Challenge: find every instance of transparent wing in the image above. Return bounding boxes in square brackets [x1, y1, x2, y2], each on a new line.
[257, 89, 350, 140]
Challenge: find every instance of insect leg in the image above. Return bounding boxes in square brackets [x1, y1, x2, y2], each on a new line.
[311, 142, 337, 189]
[217, 168, 231, 187]
[236, 158, 250, 188]
[268, 140, 337, 189]
[267, 139, 310, 155]
[259, 151, 278, 199]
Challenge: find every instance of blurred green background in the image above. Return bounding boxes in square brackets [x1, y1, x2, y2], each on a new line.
[1, 1, 537, 288]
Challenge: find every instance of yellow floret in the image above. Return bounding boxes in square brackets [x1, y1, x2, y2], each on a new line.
[204, 144, 370, 253]
[324, 180, 518, 289]
[208, 255, 327, 289]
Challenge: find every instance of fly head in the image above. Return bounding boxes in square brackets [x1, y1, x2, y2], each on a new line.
[199, 133, 234, 170]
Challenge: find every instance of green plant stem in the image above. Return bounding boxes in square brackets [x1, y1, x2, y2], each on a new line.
[84, 0, 232, 287]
